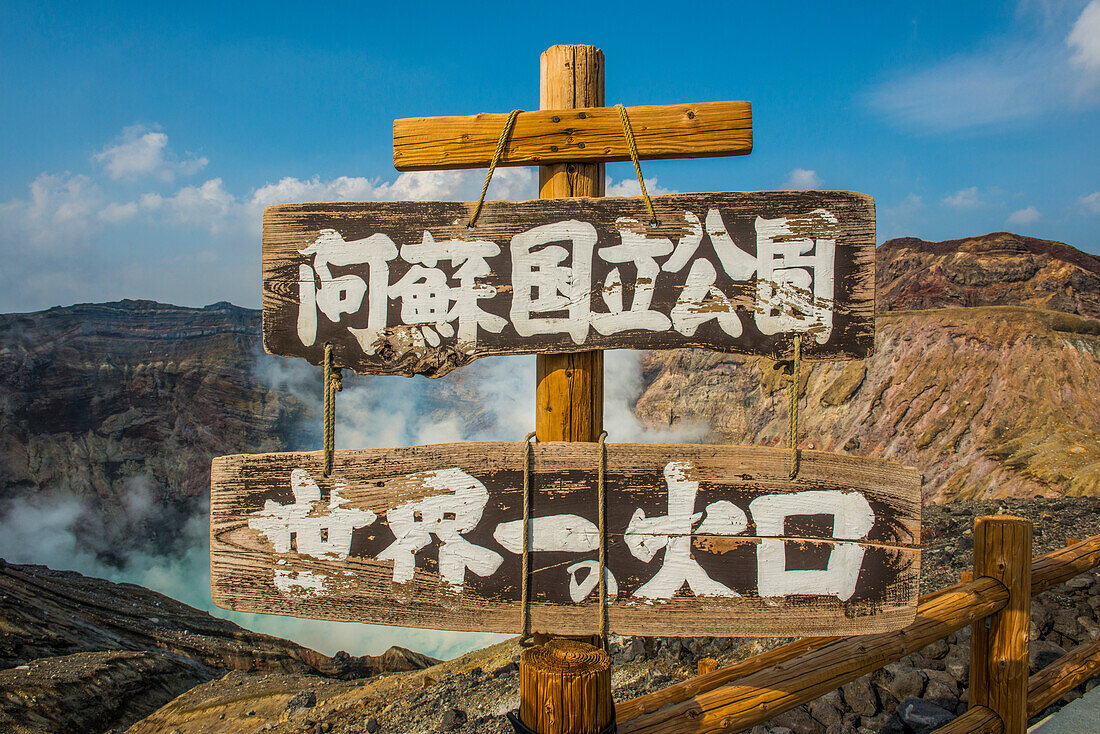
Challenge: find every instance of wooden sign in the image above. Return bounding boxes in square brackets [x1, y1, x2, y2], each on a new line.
[211, 443, 920, 637]
[393, 101, 753, 171]
[263, 191, 875, 377]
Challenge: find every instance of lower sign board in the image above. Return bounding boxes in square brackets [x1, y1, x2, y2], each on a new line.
[263, 191, 875, 377]
[211, 443, 920, 637]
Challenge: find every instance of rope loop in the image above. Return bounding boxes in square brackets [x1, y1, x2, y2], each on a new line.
[322, 343, 343, 477]
[519, 430, 538, 646]
[787, 336, 802, 479]
[596, 430, 610, 649]
[469, 109, 522, 229]
[614, 104, 658, 226]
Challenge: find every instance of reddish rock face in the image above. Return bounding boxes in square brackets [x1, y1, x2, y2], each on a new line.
[636, 233, 1100, 504]
[877, 232, 1100, 318]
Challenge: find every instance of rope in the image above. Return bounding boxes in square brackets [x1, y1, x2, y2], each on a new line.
[614, 104, 658, 226]
[519, 430, 537, 646]
[597, 430, 609, 649]
[787, 336, 802, 479]
[468, 109, 521, 228]
[322, 343, 342, 477]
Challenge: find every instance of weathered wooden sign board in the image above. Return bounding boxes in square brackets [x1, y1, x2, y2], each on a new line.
[211, 443, 920, 637]
[263, 191, 876, 377]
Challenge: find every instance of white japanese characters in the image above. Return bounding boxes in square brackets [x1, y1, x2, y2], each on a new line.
[250, 461, 876, 604]
[294, 208, 839, 354]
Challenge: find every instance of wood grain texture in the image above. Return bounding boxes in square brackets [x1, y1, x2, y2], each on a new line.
[929, 705, 1003, 734]
[970, 516, 1031, 734]
[210, 443, 920, 637]
[520, 639, 613, 734]
[618, 576, 1008, 733]
[1027, 634, 1100, 716]
[536, 44, 605, 444]
[262, 191, 876, 376]
[392, 101, 752, 171]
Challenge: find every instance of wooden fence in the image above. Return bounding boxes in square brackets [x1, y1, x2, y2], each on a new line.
[615, 515, 1100, 734]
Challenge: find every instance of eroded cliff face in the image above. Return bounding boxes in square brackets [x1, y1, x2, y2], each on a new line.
[0, 561, 437, 733]
[635, 232, 1100, 503]
[0, 300, 311, 558]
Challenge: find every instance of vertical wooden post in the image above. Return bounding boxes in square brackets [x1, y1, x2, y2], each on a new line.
[969, 515, 1031, 734]
[519, 44, 613, 734]
[535, 43, 604, 444]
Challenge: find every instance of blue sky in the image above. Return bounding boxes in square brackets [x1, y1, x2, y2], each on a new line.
[1, 0, 1098, 313]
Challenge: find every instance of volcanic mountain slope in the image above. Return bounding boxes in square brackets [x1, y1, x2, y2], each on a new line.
[635, 232, 1100, 503]
[0, 560, 436, 733]
[0, 300, 313, 559]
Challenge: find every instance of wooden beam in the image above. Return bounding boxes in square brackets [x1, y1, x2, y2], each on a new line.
[970, 516, 1031, 734]
[930, 705, 1004, 734]
[617, 576, 1008, 733]
[1027, 634, 1100, 716]
[393, 100, 753, 171]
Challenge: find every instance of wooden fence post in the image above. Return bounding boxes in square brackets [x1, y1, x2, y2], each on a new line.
[969, 515, 1032, 734]
[519, 44, 613, 734]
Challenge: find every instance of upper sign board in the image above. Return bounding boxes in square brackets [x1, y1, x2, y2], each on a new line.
[263, 191, 875, 377]
[211, 443, 920, 637]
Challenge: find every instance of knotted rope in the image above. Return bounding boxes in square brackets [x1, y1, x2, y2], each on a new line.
[597, 430, 609, 648]
[614, 104, 658, 226]
[322, 343, 342, 478]
[787, 336, 802, 479]
[468, 109, 521, 228]
[519, 430, 537, 645]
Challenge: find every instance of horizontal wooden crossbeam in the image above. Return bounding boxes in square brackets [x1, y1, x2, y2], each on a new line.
[393, 101, 752, 171]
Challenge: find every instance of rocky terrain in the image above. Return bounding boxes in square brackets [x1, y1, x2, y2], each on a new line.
[636, 232, 1100, 503]
[111, 498, 1100, 734]
[0, 560, 436, 733]
[1, 230, 1099, 732]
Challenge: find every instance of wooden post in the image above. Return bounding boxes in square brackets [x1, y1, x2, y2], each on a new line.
[519, 44, 613, 734]
[535, 43, 604, 444]
[697, 658, 719, 675]
[969, 515, 1031, 734]
[521, 639, 613, 734]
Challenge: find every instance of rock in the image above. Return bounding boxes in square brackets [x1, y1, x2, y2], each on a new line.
[879, 715, 906, 734]
[885, 669, 926, 702]
[1067, 574, 1093, 590]
[943, 654, 968, 682]
[1079, 615, 1100, 640]
[897, 698, 956, 734]
[920, 639, 949, 660]
[841, 677, 879, 717]
[493, 661, 519, 677]
[750, 726, 769, 734]
[286, 690, 317, 710]
[439, 708, 467, 731]
[769, 728, 794, 734]
[1053, 608, 1082, 638]
[771, 707, 825, 734]
[365, 719, 381, 733]
[923, 678, 959, 711]
[1030, 640, 1067, 673]
[808, 699, 842, 729]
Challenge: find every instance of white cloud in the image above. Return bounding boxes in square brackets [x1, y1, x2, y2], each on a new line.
[1080, 191, 1100, 213]
[1068, 1, 1100, 80]
[97, 200, 139, 223]
[784, 168, 822, 189]
[1008, 205, 1042, 224]
[604, 176, 676, 197]
[867, 2, 1100, 131]
[942, 187, 984, 208]
[93, 125, 207, 181]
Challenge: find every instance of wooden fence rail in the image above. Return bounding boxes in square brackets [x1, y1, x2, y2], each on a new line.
[615, 518, 1100, 734]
